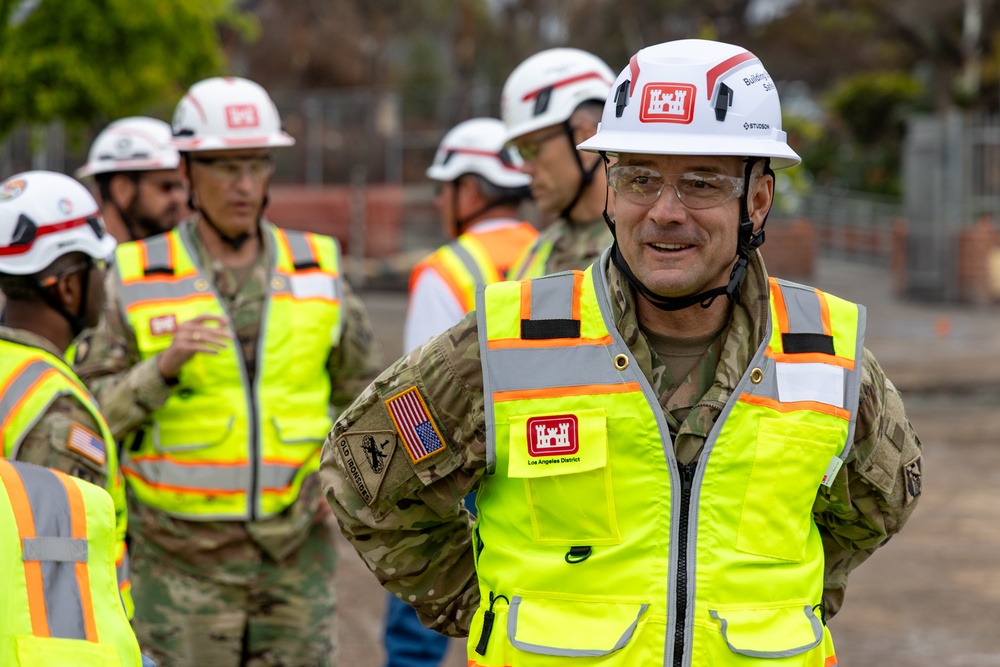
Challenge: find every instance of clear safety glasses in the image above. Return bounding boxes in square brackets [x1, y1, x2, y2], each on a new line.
[608, 165, 745, 210]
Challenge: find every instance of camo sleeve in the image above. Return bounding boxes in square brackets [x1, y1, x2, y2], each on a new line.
[321, 312, 486, 636]
[814, 348, 923, 618]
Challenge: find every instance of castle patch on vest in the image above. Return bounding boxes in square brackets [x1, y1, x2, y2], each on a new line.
[149, 314, 178, 336]
[527, 415, 579, 457]
[385, 387, 447, 464]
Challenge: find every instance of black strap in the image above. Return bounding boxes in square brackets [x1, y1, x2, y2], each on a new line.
[781, 333, 835, 356]
[521, 318, 581, 340]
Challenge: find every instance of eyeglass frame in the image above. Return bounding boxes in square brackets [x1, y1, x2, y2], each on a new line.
[607, 165, 747, 210]
[508, 123, 574, 162]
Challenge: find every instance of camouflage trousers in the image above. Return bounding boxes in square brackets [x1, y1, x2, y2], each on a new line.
[130, 521, 338, 667]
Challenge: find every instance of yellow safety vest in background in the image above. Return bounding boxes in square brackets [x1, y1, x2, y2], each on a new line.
[472, 258, 864, 666]
[114, 222, 342, 520]
[0, 458, 142, 666]
[505, 236, 553, 281]
[0, 340, 132, 618]
[410, 221, 537, 312]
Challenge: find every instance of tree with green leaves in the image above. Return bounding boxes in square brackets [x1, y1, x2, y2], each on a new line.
[0, 0, 255, 138]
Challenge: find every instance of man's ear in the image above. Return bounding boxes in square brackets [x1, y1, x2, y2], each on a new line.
[108, 174, 137, 208]
[749, 171, 774, 233]
[52, 270, 83, 312]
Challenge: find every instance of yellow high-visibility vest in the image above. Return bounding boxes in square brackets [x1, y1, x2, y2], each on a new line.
[0, 458, 142, 666]
[113, 222, 342, 520]
[0, 340, 132, 618]
[411, 221, 537, 312]
[471, 258, 863, 666]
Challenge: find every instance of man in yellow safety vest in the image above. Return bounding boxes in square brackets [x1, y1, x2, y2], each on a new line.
[322, 39, 923, 667]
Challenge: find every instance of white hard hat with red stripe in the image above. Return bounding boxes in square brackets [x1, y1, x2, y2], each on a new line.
[0, 171, 116, 275]
[75, 117, 180, 178]
[578, 39, 800, 169]
[171, 76, 294, 152]
[426, 118, 531, 188]
[501, 48, 615, 143]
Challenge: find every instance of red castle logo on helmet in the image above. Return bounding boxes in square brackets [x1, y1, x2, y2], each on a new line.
[639, 82, 696, 124]
[527, 415, 579, 457]
[225, 105, 260, 129]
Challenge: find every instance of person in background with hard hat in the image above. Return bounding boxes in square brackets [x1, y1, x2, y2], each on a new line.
[502, 47, 615, 280]
[76, 117, 188, 243]
[0, 170, 133, 620]
[322, 39, 922, 666]
[75, 77, 383, 666]
[0, 458, 145, 666]
[384, 117, 536, 667]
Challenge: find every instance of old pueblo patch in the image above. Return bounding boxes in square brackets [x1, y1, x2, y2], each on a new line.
[384, 387, 447, 464]
[336, 431, 397, 506]
[67, 424, 106, 466]
[508, 408, 607, 478]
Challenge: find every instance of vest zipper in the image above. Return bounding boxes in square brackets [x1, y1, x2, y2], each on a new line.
[672, 461, 697, 667]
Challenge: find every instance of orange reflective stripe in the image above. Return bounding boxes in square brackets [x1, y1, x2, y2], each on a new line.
[0, 459, 49, 637]
[124, 292, 218, 311]
[0, 366, 58, 441]
[825, 655, 838, 667]
[487, 334, 614, 350]
[57, 472, 98, 642]
[815, 288, 833, 336]
[571, 271, 583, 322]
[426, 254, 471, 311]
[273, 227, 294, 267]
[769, 277, 790, 335]
[519, 280, 532, 320]
[127, 452, 246, 467]
[494, 382, 642, 403]
[765, 348, 857, 370]
[739, 392, 850, 421]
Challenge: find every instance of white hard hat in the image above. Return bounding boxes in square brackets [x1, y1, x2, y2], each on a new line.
[171, 76, 294, 152]
[578, 39, 801, 169]
[501, 48, 615, 144]
[75, 117, 180, 179]
[0, 171, 116, 275]
[426, 118, 531, 188]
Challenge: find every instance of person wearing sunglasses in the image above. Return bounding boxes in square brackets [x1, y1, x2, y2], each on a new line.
[502, 48, 616, 281]
[74, 76, 383, 666]
[76, 116, 188, 244]
[323, 39, 922, 666]
[0, 170, 135, 622]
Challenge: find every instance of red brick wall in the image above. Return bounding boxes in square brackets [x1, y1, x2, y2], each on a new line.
[759, 218, 817, 280]
[265, 184, 404, 258]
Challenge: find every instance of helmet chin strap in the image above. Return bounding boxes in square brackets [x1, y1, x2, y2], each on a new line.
[559, 121, 603, 222]
[601, 154, 772, 312]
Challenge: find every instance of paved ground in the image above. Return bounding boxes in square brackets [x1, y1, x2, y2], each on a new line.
[333, 256, 1000, 666]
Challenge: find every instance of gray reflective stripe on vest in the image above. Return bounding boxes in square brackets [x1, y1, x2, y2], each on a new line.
[15, 463, 89, 640]
[450, 239, 487, 286]
[709, 606, 823, 658]
[528, 272, 576, 320]
[0, 359, 59, 457]
[282, 229, 342, 303]
[22, 536, 88, 562]
[260, 461, 300, 492]
[119, 275, 204, 303]
[506, 595, 648, 657]
[126, 458, 249, 493]
[775, 278, 827, 334]
[142, 235, 171, 271]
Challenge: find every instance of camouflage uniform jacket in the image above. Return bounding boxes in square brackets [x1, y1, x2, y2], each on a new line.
[323, 249, 923, 637]
[1, 326, 108, 488]
[75, 218, 383, 583]
[508, 214, 613, 279]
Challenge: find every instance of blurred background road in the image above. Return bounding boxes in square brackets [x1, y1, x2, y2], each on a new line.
[334, 255, 1000, 667]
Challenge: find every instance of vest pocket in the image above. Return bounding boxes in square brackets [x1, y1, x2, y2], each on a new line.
[506, 592, 654, 665]
[507, 408, 620, 545]
[708, 603, 824, 659]
[153, 415, 234, 452]
[736, 417, 844, 561]
[269, 415, 333, 445]
[17, 635, 126, 666]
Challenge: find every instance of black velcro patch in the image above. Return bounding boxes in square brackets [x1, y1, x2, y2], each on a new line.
[781, 333, 835, 355]
[143, 266, 175, 277]
[293, 261, 321, 271]
[521, 318, 581, 340]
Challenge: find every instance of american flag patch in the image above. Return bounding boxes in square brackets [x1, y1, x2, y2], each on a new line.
[66, 424, 106, 466]
[385, 387, 446, 464]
